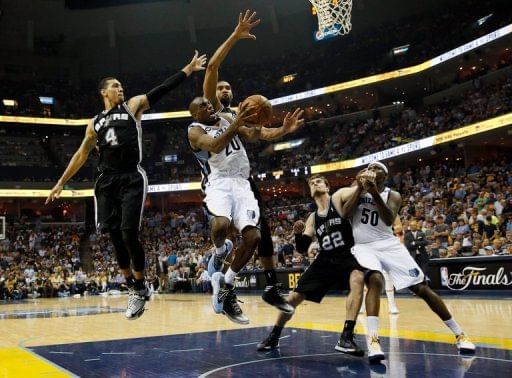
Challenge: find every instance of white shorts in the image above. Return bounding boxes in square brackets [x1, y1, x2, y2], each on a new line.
[351, 238, 424, 290]
[204, 177, 260, 232]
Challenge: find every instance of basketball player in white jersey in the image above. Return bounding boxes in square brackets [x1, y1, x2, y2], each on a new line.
[359, 215, 401, 315]
[187, 96, 303, 324]
[348, 162, 475, 358]
[202, 10, 300, 314]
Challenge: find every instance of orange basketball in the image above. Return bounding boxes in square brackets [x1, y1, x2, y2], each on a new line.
[240, 94, 273, 125]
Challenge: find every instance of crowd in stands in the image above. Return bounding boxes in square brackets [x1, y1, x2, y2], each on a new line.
[2, 153, 512, 300]
[1, 66, 510, 184]
[1, 0, 509, 119]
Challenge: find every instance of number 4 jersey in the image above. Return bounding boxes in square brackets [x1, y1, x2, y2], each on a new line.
[351, 187, 394, 243]
[188, 117, 250, 190]
[93, 102, 142, 173]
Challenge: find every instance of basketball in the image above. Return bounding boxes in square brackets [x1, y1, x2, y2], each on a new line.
[240, 94, 273, 125]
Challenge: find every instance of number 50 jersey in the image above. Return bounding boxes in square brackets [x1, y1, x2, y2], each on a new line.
[351, 187, 395, 244]
[188, 117, 250, 190]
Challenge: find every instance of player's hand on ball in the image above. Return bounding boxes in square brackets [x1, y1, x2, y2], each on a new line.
[235, 105, 258, 127]
[356, 169, 368, 188]
[45, 183, 64, 205]
[293, 220, 306, 234]
[234, 9, 261, 40]
[283, 108, 305, 134]
[186, 50, 207, 73]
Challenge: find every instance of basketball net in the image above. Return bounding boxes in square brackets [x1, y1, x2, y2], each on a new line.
[309, 0, 352, 39]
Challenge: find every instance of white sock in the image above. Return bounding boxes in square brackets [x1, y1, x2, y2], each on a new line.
[367, 316, 379, 339]
[444, 318, 463, 336]
[224, 268, 237, 286]
[215, 241, 226, 255]
[386, 290, 397, 309]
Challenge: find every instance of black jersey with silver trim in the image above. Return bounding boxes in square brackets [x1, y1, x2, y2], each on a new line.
[314, 197, 354, 254]
[93, 103, 141, 173]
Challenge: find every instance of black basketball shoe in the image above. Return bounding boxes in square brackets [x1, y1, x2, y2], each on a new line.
[335, 333, 365, 356]
[221, 287, 249, 325]
[262, 283, 294, 314]
[257, 332, 280, 351]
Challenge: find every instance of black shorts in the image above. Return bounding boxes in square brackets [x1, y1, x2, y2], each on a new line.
[295, 252, 365, 303]
[249, 177, 273, 257]
[94, 170, 147, 233]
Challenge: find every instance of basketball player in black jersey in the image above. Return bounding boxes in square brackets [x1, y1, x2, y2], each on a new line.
[46, 51, 206, 320]
[257, 175, 370, 356]
[203, 10, 303, 314]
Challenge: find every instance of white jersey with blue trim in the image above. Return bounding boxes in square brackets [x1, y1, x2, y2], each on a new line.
[188, 117, 250, 190]
[351, 187, 395, 244]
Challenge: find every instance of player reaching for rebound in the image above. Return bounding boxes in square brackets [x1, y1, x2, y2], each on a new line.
[197, 10, 304, 318]
[351, 162, 476, 357]
[257, 175, 377, 356]
[46, 51, 206, 320]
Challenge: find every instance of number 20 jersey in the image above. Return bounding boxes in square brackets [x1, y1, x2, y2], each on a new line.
[351, 187, 394, 244]
[314, 197, 354, 255]
[188, 117, 250, 189]
[93, 102, 141, 173]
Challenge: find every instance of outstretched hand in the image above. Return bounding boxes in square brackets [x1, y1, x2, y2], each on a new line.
[45, 183, 64, 205]
[234, 9, 261, 40]
[186, 50, 207, 73]
[282, 108, 305, 134]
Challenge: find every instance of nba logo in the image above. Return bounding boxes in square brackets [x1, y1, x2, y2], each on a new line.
[440, 267, 449, 287]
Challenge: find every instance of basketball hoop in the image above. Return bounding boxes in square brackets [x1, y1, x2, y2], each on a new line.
[309, 0, 352, 40]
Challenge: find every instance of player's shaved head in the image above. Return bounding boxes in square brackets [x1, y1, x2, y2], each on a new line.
[189, 97, 206, 118]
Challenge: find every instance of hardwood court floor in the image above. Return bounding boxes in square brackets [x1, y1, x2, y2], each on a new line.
[0, 293, 511, 377]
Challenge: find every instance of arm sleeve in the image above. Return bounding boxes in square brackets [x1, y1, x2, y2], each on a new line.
[146, 71, 187, 107]
[295, 233, 313, 254]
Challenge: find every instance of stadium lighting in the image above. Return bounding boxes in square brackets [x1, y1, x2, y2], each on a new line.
[392, 44, 410, 56]
[476, 13, 493, 27]
[39, 96, 55, 105]
[281, 74, 297, 84]
[2, 99, 17, 107]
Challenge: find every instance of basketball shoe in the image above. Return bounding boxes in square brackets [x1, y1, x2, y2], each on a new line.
[335, 333, 364, 356]
[367, 336, 385, 363]
[456, 334, 476, 354]
[262, 283, 294, 314]
[208, 239, 233, 277]
[125, 282, 152, 320]
[257, 331, 280, 351]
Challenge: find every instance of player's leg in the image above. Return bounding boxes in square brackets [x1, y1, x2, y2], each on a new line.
[119, 171, 152, 319]
[335, 268, 365, 356]
[204, 180, 234, 276]
[365, 270, 386, 363]
[257, 291, 305, 351]
[259, 216, 294, 313]
[248, 177, 293, 313]
[351, 243, 386, 362]
[214, 225, 260, 324]
[258, 254, 332, 351]
[409, 282, 475, 354]
[383, 270, 399, 314]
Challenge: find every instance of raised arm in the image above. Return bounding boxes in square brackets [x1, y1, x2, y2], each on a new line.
[128, 51, 206, 119]
[45, 121, 97, 204]
[259, 108, 304, 141]
[203, 10, 260, 110]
